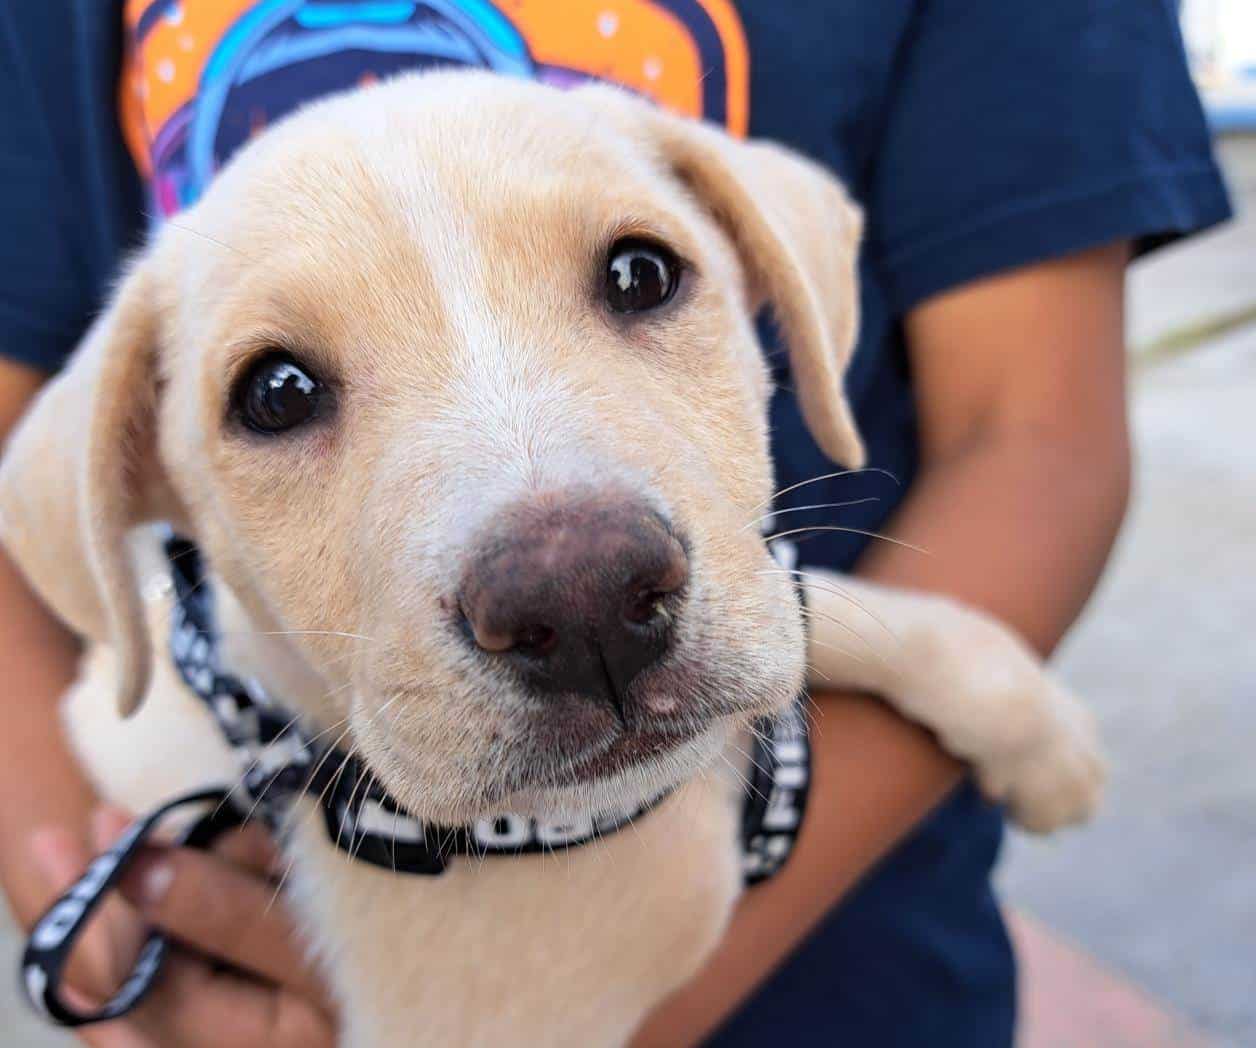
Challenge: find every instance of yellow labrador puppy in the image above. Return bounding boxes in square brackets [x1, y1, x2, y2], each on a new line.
[1, 72, 1102, 1046]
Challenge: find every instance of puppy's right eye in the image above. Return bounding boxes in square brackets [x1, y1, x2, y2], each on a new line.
[605, 238, 681, 314]
[234, 353, 329, 434]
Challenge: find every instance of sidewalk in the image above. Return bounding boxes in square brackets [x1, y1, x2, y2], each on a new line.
[1013, 913, 1206, 1048]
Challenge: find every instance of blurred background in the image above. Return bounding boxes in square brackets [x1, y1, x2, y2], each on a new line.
[1181, 0, 1256, 132]
[2, 5, 1253, 1046]
[1001, 3, 1256, 1044]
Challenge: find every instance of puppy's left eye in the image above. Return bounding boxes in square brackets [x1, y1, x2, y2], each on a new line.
[605, 238, 681, 314]
[234, 353, 329, 434]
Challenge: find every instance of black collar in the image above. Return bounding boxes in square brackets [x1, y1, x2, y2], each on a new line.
[22, 535, 811, 1028]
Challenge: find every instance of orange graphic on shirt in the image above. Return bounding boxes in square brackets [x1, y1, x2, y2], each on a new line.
[120, 1, 749, 214]
[121, 1, 256, 174]
[497, 0, 749, 134]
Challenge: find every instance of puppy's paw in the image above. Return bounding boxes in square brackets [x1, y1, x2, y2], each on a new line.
[894, 606, 1106, 834]
[975, 682, 1106, 833]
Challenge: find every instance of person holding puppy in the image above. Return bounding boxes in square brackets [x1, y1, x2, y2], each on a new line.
[0, 3, 1229, 1046]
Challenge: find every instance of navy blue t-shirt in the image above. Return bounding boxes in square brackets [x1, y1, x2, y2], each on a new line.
[0, 3, 1230, 1044]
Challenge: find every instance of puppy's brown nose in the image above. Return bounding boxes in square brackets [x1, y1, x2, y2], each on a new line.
[459, 493, 688, 718]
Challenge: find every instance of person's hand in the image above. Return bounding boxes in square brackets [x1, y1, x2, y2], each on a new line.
[30, 806, 338, 1048]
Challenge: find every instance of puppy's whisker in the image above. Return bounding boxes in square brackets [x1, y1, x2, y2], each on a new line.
[722, 727, 772, 780]
[798, 689, 823, 718]
[233, 625, 374, 640]
[722, 740, 770, 791]
[299, 722, 359, 810]
[297, 707, 355, 750]
[212, 707, 310, 820]
[753, 567, 894, 648]
[763, 525, 931, 556]
[268, 858, 299, 914]
[161, 217, 255, 261]
[364, 693, 404, 732]
[235, 689, 358, 823]
[390, 804, 401, 876]
[348, 772, 378, 865]
[798, 605, 878, 647]
[740, 498, 881, 533]
[757, 567, 899, 642]
[749, 468, 900, 516]
[224, 675, 357, 810]
[807, 635, 882, 668]
[334, 759, 371, 856]
[716, 753, 756, 801]
[257, 678, 407, 905]
[293, 693, 396, 799]
[267, 745, 361, 913]
[797, 695, 826, 739]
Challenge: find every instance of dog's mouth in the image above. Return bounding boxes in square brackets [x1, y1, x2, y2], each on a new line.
[490, 689, 710, 789]
[556, 723, 705, 783]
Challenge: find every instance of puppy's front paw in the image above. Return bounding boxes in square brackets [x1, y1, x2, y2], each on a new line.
[898, 608, 1106, 834]
[975, 681, 1106, 833]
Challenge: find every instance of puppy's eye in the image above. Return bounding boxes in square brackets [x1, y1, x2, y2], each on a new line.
[234, 353, 328, 434]
[605, 238, 680, 314]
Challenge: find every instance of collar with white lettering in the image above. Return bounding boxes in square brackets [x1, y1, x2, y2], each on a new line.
[20, 535, 811, 1027]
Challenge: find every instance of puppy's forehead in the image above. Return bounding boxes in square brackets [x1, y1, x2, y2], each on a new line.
[188, 78, 674, 348]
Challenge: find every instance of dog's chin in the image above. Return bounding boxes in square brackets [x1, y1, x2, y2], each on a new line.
[349, 646, 803, 825]
[499, 721, 733, 822]
[355, 707, 735, 826]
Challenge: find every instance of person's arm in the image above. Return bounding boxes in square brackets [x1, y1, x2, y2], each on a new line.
[0, 1, 147, 932]
[0, 360, 100, 924]
[631, 241, 1132, 1046]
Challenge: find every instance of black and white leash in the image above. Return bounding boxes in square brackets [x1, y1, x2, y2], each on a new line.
[21, 536, 811, 1028]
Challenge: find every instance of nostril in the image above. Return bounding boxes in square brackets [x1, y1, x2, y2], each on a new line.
[624, 589, 672, 626]
[459, 602, 560, 659]
[622, 536, 689, 626]
[514, 623, 559, 657]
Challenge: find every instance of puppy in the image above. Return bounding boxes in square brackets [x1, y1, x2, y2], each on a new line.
[1, 72, 1103, 1046]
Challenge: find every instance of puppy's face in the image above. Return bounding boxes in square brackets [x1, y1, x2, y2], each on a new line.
[2, 73, 863, 822]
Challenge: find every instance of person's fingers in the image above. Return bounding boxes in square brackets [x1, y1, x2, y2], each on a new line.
[116, 844, 325, 1001]
[90, 805, 133, 852]
[128, 952, 335, 1048]
[28, 826, 144, 1005]
[42, 808, 328, 1047]
[77, 1015, 160, 1048]
[95, 796, 282, 875]
[86, 806, 152, 987]
[28, 825, 87, 893]
[211, 821, 284, 877]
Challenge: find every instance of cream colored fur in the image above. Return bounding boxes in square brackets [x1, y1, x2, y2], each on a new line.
[0, 72, 1103, 1046]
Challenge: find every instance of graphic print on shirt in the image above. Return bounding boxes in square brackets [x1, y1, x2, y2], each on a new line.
[121, 0, 750, 217]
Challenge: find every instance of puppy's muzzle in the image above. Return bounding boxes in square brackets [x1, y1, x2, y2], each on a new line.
[459, 491, 689, 720]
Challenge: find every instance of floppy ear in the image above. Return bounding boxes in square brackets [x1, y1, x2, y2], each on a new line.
[0, 259, 172, 716]
[593, 90, 866, 466]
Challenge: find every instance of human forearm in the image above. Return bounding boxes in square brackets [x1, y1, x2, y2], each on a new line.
[857, 427, 1129, 657]
[0, 360, 99, 926]
[0, 551, 97, 926]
